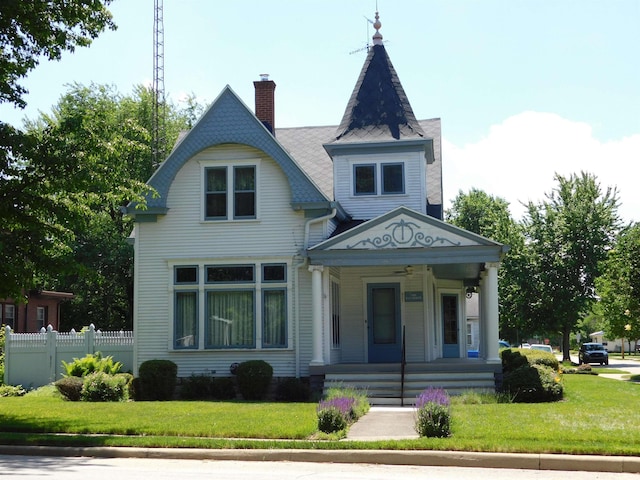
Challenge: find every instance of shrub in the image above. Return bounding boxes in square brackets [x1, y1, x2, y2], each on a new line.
[61, 352, 122, 378]
[414, 387, 451, 438]
[502, 364, 563, 403]
[317, 405, 348, 433]
[55, 376, 84, 401]
[81, 372, 129, 402]
[212, 377, 236, 400]
[181, 374, 214, 400]
[324, 384, 370, 418]
[0, 384, 26, 397]
[236, 360, 273, 400]
[138, 359, 178, 401]
[317, 397, 355, 433]
[276, 378, 311, 402]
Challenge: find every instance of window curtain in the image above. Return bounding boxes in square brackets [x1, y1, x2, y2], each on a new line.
[263, 290, 286, 347]
[207, 290, 254, 347]
[175, 292, 197, 347]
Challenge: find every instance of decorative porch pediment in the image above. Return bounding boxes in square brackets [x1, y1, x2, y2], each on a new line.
[311, 206, 499, 252]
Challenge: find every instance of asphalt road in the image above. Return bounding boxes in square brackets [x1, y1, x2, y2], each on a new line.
[1, 455, 639, 480]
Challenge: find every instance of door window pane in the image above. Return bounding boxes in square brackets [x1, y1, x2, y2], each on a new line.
[372, 287, 396, 344]
[443, 295, 458, 344]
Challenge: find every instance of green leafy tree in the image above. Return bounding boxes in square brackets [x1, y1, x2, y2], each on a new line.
[595, 223, 640, 353]
[446, 188, 530, 344]
[26, 83, 198, 330]
[524, 172, 620, 360]
[0, 0, 115, 108]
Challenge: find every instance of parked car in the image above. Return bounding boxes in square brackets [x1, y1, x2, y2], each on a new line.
[530, 344, 553, 353]
[579, 342, 609, 365]
[499, 340, 510, 349]
[520, 343, 531, 349]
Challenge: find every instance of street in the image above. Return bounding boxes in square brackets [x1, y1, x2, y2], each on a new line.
[0, 455, 638, 480]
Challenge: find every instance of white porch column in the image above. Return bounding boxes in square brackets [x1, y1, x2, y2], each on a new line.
[309, 265, 324, 366]
[485, 262, 501, 363]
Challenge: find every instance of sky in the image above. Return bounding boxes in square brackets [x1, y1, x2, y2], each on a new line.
[1, 0, 638, 223]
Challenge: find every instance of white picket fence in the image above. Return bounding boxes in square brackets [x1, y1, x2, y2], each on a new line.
[3, 324, 134, 388]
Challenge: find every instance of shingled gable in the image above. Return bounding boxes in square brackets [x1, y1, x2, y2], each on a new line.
[307, 206, 508, 269]
[125, 86, 332, 220]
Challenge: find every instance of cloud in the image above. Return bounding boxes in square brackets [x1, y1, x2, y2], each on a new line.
[442, 112, 640, 224]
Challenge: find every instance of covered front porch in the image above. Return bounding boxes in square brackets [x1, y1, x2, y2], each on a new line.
[303, 207, 508, 402]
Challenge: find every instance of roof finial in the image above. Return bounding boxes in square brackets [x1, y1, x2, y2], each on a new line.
[372, 11, 383, 45]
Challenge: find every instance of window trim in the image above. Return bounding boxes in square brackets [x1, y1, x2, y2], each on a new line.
[262, 288, 287, 349]
[353, 163, 377, 196]
[201, 159, 260, 222]
[381, 162, 405, 195]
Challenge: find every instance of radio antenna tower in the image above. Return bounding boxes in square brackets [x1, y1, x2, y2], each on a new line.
[152, 0, 166, 167]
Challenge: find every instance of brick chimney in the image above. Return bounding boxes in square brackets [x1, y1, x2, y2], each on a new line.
[254, 74, 276, 134]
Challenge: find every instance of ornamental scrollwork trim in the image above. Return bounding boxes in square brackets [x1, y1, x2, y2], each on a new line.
[346, 219, 461, 249]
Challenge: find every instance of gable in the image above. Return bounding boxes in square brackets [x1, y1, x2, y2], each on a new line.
[125, 86, 330, 220]
[308, 206, 507, 268]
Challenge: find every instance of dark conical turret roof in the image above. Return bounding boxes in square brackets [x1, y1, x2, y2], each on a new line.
[332, 14, 425, 143]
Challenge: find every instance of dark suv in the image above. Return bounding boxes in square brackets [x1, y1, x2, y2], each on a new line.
[579, 343, 609, 365]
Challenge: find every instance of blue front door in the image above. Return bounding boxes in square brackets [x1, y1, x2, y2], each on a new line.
[442, 294, 460, 358]
[367, 283, 402, 363]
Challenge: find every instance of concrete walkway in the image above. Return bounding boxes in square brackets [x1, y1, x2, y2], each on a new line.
[346, 407, 418, 441]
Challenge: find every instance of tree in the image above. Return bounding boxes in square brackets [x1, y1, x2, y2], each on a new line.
[446, 188, 530, 344]
[26, 83, 197, 330]
[0, 0, 115, 108]
[524, 172, 620, 361]
[595, 223, 640, 354]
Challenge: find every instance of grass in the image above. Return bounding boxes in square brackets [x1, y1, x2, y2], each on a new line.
[0, 375, 639, 455]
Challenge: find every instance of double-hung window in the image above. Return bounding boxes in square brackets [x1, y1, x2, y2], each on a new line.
[353, 162, 404, 196]
[205, 165, 256, 220]
[174, 266, 198, 349]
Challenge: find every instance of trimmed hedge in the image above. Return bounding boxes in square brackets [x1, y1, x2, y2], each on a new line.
[501, 348, 563, 402]
[236, 360, 273, 400]
[138, 359, 177, 401]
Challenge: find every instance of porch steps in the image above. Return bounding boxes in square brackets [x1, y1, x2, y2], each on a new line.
[323, 368, 498, 406]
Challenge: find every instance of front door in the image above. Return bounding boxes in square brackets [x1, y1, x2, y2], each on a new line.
[367, 283, 401, 363]
[442, 294, 460, 358]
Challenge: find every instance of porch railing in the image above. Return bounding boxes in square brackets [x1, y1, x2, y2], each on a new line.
[400, 325, 406, 406]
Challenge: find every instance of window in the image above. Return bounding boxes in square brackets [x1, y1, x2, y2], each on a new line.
[354, 164, 376, 195]
[205, 167, 227, 219]
[4, 304, 15, 329]
[36, 307, 47, 330]
[175, 291, 198, 348]
[331, 278, 341, 348]
[466, 323, 472, 345]
[173, 263, 288, 350]
[382, 163, 404, 194]
[205, 165, 256, 220]
[263, 289, 286, 347]
[353, 162, 404, 196]
[206, 290, 255, 348]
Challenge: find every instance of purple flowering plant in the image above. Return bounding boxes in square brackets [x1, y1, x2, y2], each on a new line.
[317, 396, 356, 420]
[415, 387, 450, 409]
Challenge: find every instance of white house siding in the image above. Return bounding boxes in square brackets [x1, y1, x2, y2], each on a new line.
[337, 266, 427, 363]
[134, 144, 312, 378]
[332, 151, 426, 220]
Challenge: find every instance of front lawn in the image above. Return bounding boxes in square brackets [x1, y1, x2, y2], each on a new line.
[0, 374, 638, 455]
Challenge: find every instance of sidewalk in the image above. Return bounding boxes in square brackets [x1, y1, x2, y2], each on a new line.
[346, 407, 418, 441]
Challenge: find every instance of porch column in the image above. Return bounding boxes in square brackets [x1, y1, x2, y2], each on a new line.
[309, 265, 324, 366]
[485, 262, 500, 363]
